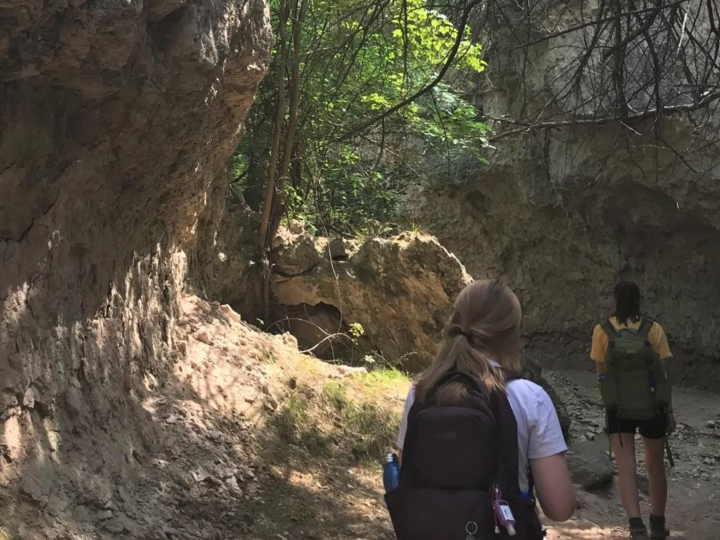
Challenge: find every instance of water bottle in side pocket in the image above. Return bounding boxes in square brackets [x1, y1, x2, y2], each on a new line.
[383, 453, 400, 493]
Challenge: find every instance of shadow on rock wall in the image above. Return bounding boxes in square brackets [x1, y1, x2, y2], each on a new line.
[0, 0, 272, 536]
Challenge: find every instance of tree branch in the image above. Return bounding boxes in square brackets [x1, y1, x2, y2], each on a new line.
[488, 91, 720, 141]
[337, 0, 483, 141]
[514, 0, 689, 50]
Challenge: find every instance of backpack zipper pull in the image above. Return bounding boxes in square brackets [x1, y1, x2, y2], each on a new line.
[492, 485, 501, 534]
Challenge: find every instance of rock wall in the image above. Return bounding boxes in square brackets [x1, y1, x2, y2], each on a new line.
[0, 0, 270, 533]
[408, 2, 720, 389]
[205, 200, 265, 324]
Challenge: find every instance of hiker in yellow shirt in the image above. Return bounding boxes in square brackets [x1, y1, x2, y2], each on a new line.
[590, 282, 674, 540]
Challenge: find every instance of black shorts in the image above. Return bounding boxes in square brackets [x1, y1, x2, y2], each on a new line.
[606, 413, 666, 440]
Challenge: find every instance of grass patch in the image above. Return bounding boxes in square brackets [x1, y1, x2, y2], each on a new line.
[273, 395, 309, 442]
[271, 366, 406, 464]
[354, 368, 410, 397]
[294, 355, 321, 375]
[273, 395, 329, 451]
[323, 382, 400, 462]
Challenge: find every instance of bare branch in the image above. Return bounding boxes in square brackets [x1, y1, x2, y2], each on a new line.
[514, 0, 689, 50]
[488, 91, 720, 141]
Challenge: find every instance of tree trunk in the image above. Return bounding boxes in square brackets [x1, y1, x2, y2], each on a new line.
[258, 0, 290, 252]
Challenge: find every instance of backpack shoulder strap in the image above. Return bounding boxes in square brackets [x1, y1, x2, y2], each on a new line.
[489, 386, 520, 498]
[638, 317, 654, 339]
[600, 318, 618, 339]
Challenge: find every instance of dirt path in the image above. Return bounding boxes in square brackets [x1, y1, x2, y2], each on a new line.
[257, 368, 720, 540]
[136, 328, 720, 540]
[167, 312, 720, 540]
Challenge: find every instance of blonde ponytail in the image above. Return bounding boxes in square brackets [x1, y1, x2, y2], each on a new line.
[415, 280, 522, 405]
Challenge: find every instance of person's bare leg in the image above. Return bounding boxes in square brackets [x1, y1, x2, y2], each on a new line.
[644, 437, 668, 538]
[612, 433, 641, 518]
[643, 437, 667, 516]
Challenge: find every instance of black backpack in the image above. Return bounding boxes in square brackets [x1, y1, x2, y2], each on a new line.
[385, 370, 544, 540]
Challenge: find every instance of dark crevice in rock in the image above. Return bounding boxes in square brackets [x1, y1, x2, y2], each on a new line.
[271, 302, 356, 361]
[17, 191, 61, 244]
[272, 262, 324, 280]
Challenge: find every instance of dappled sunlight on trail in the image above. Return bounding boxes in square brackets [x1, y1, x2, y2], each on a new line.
[547, 521, 624, 540]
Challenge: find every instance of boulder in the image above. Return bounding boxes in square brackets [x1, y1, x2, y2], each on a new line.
[272, 225, 326, 276]
[271, 228, 472, 371]
[522, 356, 571, 438]
[566, 439, 614, 491]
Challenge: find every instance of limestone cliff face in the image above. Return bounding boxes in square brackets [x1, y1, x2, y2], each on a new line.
[0, 0, 270, 523]
[409, 2, 720, 387]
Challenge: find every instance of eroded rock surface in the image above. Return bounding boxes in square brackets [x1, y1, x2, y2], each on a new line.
[205, 200, 265, 323]
[0, 0, 271, 536]
[271, 227, 472, 370]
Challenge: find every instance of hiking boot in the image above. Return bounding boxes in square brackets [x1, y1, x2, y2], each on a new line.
[649, 515, 669, 539]
[629, 518, 649, 540]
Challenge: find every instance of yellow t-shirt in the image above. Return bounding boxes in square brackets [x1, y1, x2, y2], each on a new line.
[590, 317, 673, 364]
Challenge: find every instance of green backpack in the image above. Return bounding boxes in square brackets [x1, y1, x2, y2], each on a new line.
[599, 317, 671, 420]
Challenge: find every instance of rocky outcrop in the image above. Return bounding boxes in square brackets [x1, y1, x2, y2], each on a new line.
[407, 2, 720, 389]
[271, 227, 472, 370]
[0, 0, 271, 536]
[269, 226, 571, 434]
[205, 200, 265, 323]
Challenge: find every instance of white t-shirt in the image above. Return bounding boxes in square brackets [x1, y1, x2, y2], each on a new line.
[396, 377, 567, 493]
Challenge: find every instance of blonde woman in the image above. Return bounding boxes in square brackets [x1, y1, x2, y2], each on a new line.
[387, 280, 574, 540]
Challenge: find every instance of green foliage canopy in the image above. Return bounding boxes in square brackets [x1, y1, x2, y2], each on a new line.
[235, 0, 490, 236]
